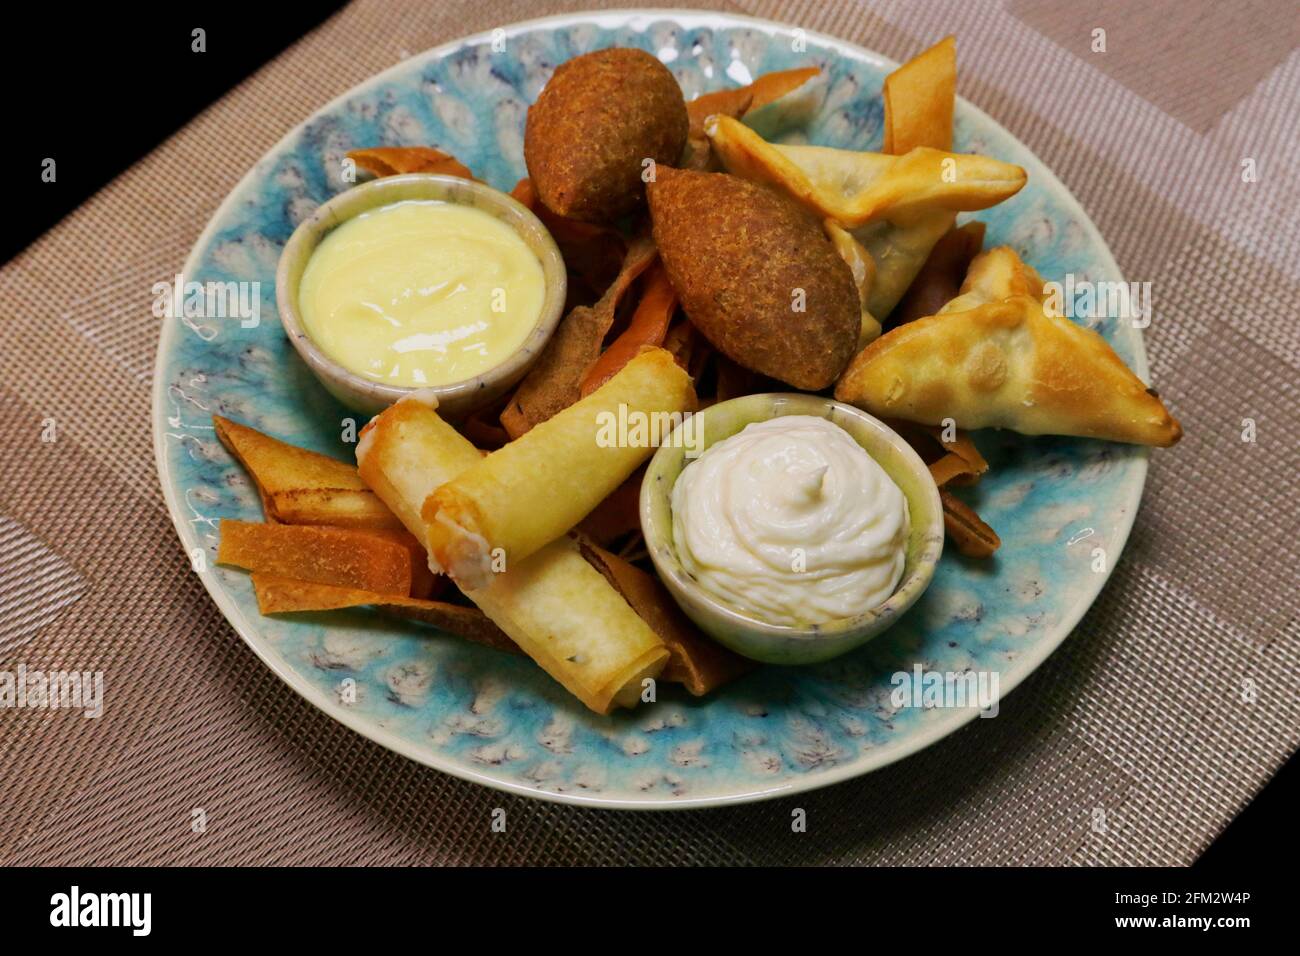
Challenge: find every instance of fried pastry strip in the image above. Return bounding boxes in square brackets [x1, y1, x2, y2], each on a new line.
[213, 415, 401, 531]
[251, 572, 516, 653]
[217, 520, 436, 598]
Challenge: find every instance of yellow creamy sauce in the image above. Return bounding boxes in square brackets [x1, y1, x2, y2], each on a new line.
[298, 200, 545, 387]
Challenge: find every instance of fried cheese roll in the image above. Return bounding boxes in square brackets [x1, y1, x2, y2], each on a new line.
[357, 396, 667, 714]
[422, 347, 696, 589]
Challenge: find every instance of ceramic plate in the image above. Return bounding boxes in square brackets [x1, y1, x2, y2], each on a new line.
[154, 9, 1148, 809]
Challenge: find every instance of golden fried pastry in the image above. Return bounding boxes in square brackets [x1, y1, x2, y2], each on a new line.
[865, 36, 963, 321]
[705, 114, 1025, 320]
[938, 245, 1048, 314]
[424, 348, 696, 590]
[883, 36, 956, 154]
[822, 219, 882, 348]
[855, 213, 956, 320]
[706, 115, 1027, 228]
[358, 397, 668, 715]
[647, 166, 860, 390]
[892, 221, 986, 326]
[524, 47, 689, 222]
[835, 294, 1182, 447]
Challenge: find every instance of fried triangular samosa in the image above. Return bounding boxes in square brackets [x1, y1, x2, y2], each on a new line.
[938, 245, 1048, 314]
[706, 115, 1026, 228]
[835, 294, 1182, 446]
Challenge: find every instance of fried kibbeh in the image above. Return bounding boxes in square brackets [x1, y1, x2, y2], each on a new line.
[524, 47, 688, 223]
[647, 166, 860, 390]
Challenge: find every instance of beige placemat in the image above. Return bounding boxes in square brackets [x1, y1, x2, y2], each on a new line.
[2, 0, 1297, 866]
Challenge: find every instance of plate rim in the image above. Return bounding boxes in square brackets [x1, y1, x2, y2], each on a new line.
[152, 7, 1150, 810]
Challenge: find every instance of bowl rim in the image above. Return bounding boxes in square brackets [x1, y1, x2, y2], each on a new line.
[274, 172, 568, 412]
[640, 392, 945, 641]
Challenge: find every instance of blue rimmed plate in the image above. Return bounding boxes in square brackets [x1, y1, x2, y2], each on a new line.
[154, 9, 1147, 809]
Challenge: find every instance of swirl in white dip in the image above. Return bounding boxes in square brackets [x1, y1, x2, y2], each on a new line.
[671, 415, 910, 626]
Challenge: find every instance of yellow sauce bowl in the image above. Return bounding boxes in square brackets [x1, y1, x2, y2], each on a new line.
[276, 174, 567, 418]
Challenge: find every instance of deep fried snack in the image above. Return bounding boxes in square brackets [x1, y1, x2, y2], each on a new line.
[509, 177, 627, 295]
[892, 221, 986, 326]
[887, 418, 989, 484]
[702, 38, 977, 323]
[887, 420, 997, 556]
[857, 214, 957, 321]
[883, 36, 956, 154]
[459, 405, 511, 451]
[930, 452, 982, 488]
[386, 528, 440, 598]
[936, 427, 989, 472]
[823, 219, 882, 348]
[250, 573, 517, 654]
[706, 115, 1026, 228]
[524, 47, 689, 222]
[745, 66, 824, 113]
[939, 490, 1001, 558]
[358, 397, 668, 714]
[576, 468, 644, 547]
[470, 538, 670, 713]
[861, 37, 962, 320]
[681, 67, 820, 171]
[647, 166, 860, 390]
[579, 539, 752, 696]
[346, 147, 475, 180]
[218, 520, 416, 596]
[686, 67, 821, 139]
[500, 236, 658, 438]
[835, 294, 1183, 446]
[580, 262, 678, 396]
[939, 245, 1049, 319]
[682, 89, 751, 171]
[356, 398, 484, 553]
[925, 426, 989, 487]
[213, 415, 401, 530]
[424, 348, 697, 589]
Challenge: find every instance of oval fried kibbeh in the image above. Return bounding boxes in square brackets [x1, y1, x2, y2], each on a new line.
[525, 48, 689, 223]
[647, 166, 860, 390]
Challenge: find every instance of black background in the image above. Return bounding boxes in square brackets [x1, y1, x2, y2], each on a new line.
[4, 4, 345, 263]
[3, 2, 1291, 870]
[2, 866, 1273, 938]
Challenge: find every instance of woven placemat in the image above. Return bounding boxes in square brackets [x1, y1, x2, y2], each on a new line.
[2, 0, 1297, 866]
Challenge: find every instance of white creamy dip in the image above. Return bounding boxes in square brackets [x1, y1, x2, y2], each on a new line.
[670, 415, 910, 626]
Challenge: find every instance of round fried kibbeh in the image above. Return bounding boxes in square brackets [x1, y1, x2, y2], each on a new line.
[647, 166, 860, 390]
[525, 48, 688, 223]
